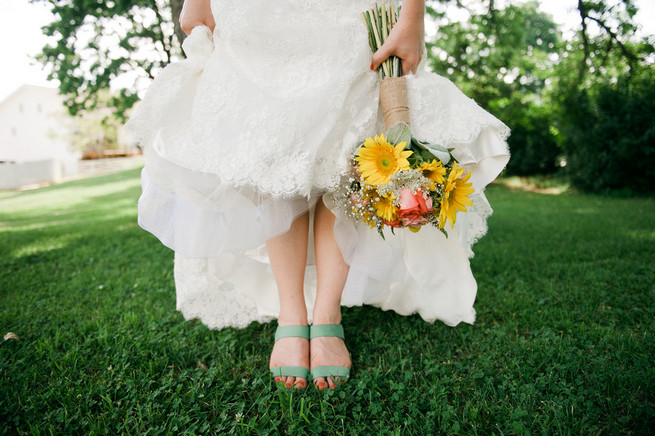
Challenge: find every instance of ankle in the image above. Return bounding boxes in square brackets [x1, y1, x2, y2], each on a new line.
[278, 312, 309, 326]
[312, 310, 342, 326]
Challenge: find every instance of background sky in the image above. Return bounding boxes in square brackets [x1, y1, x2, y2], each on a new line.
[0, 0, 654, 102]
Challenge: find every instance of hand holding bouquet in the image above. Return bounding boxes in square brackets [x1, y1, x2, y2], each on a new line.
[334, 3, 474, 239]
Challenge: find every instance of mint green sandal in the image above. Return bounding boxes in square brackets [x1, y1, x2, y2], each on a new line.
[309, 324, 351, 381]
[270, 325, 310, 381]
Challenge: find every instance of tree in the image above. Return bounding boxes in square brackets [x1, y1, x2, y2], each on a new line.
[572, 0, 643, 84]
[552, 0, 655, 192]
[426, 1, 563, 175]
[33, 0, 185, 121]
[427, 1, 559, 107]
[35, 0, 655, 191]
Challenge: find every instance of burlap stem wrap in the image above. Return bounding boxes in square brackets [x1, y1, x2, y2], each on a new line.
[380, 76, 410, 130]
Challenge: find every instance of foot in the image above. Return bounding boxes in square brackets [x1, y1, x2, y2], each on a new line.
[269, 330, 310, 390]
[310, 334, 351, 390]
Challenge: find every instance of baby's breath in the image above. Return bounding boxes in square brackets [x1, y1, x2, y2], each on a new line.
[378, 169, 430, 201]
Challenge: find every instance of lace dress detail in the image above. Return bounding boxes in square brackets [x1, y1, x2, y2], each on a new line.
[125, 0, 510, 329]
[174, 257, 271, 330]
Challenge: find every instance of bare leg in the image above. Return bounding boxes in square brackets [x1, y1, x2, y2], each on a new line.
[267, 212, 310, 389]
[311, 198, 351, 390]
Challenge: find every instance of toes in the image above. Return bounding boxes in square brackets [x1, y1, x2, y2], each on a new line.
[313, 377, 327, 390]
[273, 374, 307, 389]
[329, 376, 346, 389]
[293, 378, 307, 390]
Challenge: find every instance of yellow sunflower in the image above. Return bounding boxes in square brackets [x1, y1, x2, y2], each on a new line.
[374, 194, 397, 222]
[438, 162, 474, 229]
[420, 159, 446, 187]
[355, 134, 412, 186]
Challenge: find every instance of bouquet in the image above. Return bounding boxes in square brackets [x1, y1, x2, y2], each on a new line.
[333, 3, 474, 238]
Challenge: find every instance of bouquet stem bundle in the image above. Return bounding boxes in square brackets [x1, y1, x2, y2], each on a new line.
[361, 3, 401, 80]
[362, 3, 410, 130]
[380, 77, 410, 129]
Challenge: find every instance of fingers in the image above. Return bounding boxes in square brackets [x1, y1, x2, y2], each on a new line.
[401, 60, 413, 76]
[180, 22, 195, 36]
[371, 42, 394, 71]
[372, 44, 422, 76]
[401, 48, 422, 75]
[180, 18, 215, 36]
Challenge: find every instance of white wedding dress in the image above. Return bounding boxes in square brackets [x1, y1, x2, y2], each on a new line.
[125, 0, 510, 330]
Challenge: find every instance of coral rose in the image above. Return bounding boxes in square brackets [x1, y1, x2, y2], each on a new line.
[398, 188, 432, 217]
[398, 188, 433, 228]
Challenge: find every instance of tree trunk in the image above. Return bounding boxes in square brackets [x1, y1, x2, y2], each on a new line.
[170, 0, 186, 46]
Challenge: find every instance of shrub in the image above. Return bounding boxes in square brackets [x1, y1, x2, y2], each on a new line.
[559, 70, 655, 194]
[504, 103, 561, 176]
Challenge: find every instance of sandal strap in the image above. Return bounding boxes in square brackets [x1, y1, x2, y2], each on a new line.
[310, 324, 344, 340]
[310, 366, 350, 379]
[274, 325, 310, 342]
[270, 366, 310, 379]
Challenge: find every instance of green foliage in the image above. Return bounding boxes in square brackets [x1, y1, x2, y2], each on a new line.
[426, 1, 563, 176]
[571, 0, 646, 84]
[425, 0, 655, 188]
[1, 169, 654, 434]
[59, 89, 127, 155]
[547, 0, 655, 193]
[557, 68, 655, 194]
[32, 0, 182, 121]
[504, 101, 561, 176]
[426, 1, 559, 108]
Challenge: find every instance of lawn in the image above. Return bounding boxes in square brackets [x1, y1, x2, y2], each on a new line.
[1, 168, 653, 434]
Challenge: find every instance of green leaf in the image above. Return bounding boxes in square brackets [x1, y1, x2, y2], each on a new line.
[386, 123, 412, 147]
[411, 137, 452, 165]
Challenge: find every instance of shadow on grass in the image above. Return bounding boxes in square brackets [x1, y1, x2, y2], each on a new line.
[1, 173, 654, 434]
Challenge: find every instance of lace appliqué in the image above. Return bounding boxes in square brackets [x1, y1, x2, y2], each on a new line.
[174, 255, 274, 330]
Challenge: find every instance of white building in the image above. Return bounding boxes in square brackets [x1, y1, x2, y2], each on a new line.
[0, 84, 78, 189]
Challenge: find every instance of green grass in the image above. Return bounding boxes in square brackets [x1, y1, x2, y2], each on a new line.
[1, 169, 653, 434]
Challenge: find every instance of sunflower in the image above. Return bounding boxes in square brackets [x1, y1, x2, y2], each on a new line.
[355, 134, 412, 186]
[374, 194, 397, 222]
[419, 159, 446, 187]
[438, 162, 474, 229]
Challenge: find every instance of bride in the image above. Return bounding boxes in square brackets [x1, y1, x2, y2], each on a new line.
[126, 0, 510, 390]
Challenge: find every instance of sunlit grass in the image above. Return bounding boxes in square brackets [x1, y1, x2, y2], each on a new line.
[495, 174, 571, 195]
[1, 168, 653, 434]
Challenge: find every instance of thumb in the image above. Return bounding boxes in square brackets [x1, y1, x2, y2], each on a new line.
[371, 42, 394, 70]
